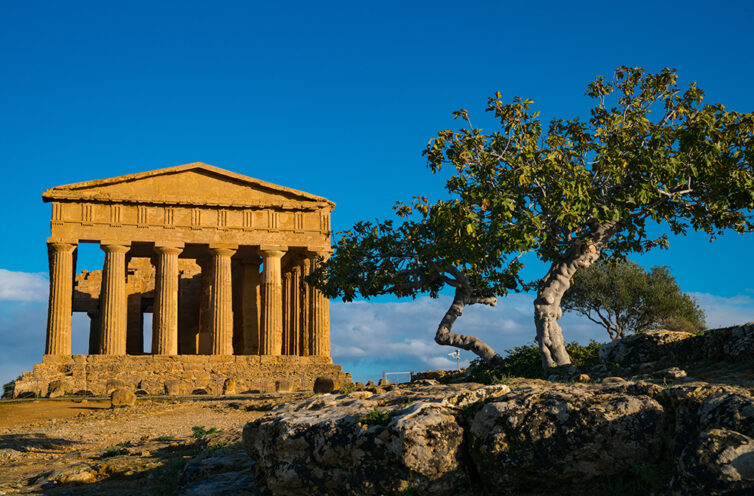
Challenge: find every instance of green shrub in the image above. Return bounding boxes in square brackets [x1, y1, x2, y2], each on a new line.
[191, 426, 220, 438]
[359, 406, 397, 426]
[470, 340, 604, 382]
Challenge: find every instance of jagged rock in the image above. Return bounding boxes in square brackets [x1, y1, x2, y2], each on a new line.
[47, 380, 65, 398]
[378, 378, 390, 386]
[178, 443, 257, 496]
[165, 379, 183, 395]
[223, 379, 237, 395]
[469, 383, 665, 494]
[673, 428, 754, 495]
[600, 323, 754, 372]
[665, 367, 688, 379]
[240, 379, 754, 495]
[243, 383, 510, 495]
[600, 330, 696, 369]
[313, 376, 341, 393]
[105, 379, 126, 395]
[110, 388, 136, 407]
[37, 462, 99, 484]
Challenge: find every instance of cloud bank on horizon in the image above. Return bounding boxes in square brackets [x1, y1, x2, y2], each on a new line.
[0, 269, 752, 385]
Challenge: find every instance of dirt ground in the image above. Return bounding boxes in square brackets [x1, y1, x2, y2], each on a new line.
[0, 395, 299, 495]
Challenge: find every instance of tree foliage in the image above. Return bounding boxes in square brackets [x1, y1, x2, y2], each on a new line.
[312, 66, 754, 373]
[561, 259, 706, 340]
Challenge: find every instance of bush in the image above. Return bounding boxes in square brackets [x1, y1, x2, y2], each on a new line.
[470, 340, 604, 382]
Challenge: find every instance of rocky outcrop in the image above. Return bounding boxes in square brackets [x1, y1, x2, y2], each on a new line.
[600, 323, 754, 372]
[243, 380, 754, 495]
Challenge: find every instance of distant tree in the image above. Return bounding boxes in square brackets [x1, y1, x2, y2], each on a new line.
[312, 66, 754, 374]
[561, 259, 706, 340]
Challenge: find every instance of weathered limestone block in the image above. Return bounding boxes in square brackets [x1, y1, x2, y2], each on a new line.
[600, 323, 754, 372]
[164, 380, 184, 396]
[223, 379, 237, 395]
[313, 376, 341, 394]
[469, 383, 665, 494]
[599, 330, 696, 369]
[47, 380, 65, 398]
[243, 384, 509, 495]
[110, 388, 136, 407]
[673, 428, 754, 495]
[105, 379, 126, 395]
[275, 380, 292, 393]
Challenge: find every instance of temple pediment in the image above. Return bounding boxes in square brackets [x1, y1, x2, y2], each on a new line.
[42, 162, 333, 209]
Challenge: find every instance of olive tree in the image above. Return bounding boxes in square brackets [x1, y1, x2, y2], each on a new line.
[313, 67, 754, 373]
[561, 258, 706, 340]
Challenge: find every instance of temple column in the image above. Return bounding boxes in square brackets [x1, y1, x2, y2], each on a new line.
[290, 265, 301, 356]
[45, 240, 77, 355]
[260, 246, 286, 355]
[197, 259, 212, 354]
[87, 310, 100, 354]
[299, 258, 311, 356]
[99, 243, 130, 355]
[241, 258, 262, 355]
[308, 251, 331, 357]
[152, 245, 183, 355]
[283, 270, 292, 354]
[208, 245, 236, 355]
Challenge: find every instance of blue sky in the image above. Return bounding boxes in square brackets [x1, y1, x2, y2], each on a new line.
[1, 1, 752, 385]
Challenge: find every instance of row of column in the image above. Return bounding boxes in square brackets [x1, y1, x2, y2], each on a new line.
[44, 241, 331, 357]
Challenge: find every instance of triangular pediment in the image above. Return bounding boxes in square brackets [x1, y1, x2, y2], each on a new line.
[42, 162, 333, 209]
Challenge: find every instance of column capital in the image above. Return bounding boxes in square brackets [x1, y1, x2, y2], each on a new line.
[100, 242, 131, 254]
[46, 239, 77, 251]
[259, 245, 287, 255]
[208, 246, 237, 257]
[154, 245, 184, 256]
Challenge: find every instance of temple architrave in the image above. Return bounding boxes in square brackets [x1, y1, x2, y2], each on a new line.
[11, 162, 349, 397]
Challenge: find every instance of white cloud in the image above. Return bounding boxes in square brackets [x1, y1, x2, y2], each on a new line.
[0, 269, 49, 302]
[691, 292, 754, 328]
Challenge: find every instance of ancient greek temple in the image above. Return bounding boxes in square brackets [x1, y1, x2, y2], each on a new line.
[13, 163, 349, 397]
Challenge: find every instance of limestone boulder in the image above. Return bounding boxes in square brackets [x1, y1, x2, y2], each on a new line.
[165, 379, 184, 396]
[223, 378, 237, 395]
[110, 388, 136, 407]
[312, 376, 341, 394]
[105, 379, 126, 395]
[468, 382, 665, 494]
[275, 380, 293, 393]
[47, 380, 65, 398]
[243, 383, 510, 495]
[673, 428, 754, 495]
[599, 330, 696, 370]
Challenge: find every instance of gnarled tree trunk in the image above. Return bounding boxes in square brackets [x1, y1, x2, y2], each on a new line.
[534, 223, 615, 375]
[435, 287, 502, 364]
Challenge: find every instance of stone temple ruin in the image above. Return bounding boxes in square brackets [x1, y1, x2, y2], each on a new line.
[12, 162, 349, 397]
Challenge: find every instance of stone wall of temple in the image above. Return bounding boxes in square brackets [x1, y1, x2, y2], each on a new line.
[12, 355, 349, 397]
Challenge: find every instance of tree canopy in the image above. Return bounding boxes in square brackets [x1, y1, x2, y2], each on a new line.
[561, 258, 706, 340]
[312, 66, 754, 374]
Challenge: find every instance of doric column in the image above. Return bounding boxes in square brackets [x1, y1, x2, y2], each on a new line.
[197, 259, 212, 354]
[260, 246, 286, 355]
[208, 245, 236, 355]
[308, 251, 331, 357]
[152, 245, 183, 355]
[241, 258, 262, 355]
[45, 240, 77, 355]
[99, 243, 130, 355]
[290, 265, 301, 356]
[299, 258, 311, 356]
[283, 270, 292, 355]
[87, 310, 100, 355]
